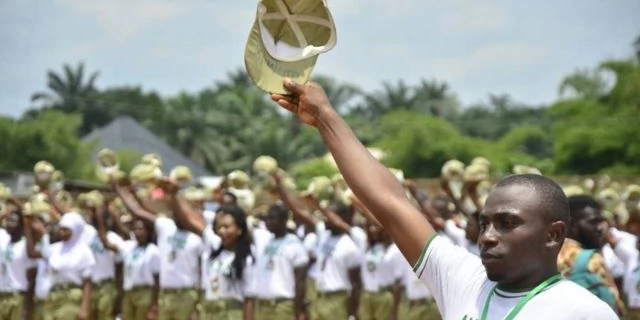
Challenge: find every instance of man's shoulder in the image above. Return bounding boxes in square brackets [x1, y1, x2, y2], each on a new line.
[543, 280, 618, 318]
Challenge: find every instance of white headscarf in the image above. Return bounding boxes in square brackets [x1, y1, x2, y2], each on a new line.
[49, 212, 94, 272]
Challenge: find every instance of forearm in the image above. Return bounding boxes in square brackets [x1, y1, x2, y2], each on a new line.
[81, 280, 92, 315]
[316, 109, 435, 263]
[317, 110, 407, 224]
[347, 285, 360, 317]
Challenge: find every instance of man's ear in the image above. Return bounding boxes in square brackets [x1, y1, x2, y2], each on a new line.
[546, 221, 566, 249]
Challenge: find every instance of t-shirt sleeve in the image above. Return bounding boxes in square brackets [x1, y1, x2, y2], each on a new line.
[413, 235, 486, 317]
[24, 254, 38, 270]
[390, 245, 408, 281]
[148, 245, 161, 274]
[582, 297, 620, 320]
[154, 217, 176, 241]
[38, 234, 52, 259]
[314, 221, 326, 236]
[81, 245, 97, 279]
[288, 238, 309, 268]
[242, 256, 257, 298]
[202, 227, 222, 252]
[343, 239, 363, 270]
[107, 232, 125, 263]
[303, 232, 318, 253]
[349, 226, 368, 252]
[443, 219, 468, 247]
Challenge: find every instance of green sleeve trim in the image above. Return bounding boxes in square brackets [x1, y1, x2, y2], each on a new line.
[412, 233, 438, 276]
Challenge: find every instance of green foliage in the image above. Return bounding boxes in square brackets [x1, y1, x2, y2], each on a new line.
[497, 125, 552, 159]
[373, 111, 538, 177]
[0, 110, 95, 179]
[549, 59, 640, 174]
[11, 39, 640, 180]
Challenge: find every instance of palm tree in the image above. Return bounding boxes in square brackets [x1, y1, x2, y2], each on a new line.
[634, 34, 640, 62]
[358, 80, 416, 119]
[558, 69, 608, 100]
[413, 79, 460, 120]
[30, 62, 100, 112]
[29, 62, 101, 134]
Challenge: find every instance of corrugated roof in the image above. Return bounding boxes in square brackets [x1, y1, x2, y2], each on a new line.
[82, 116, 210, 177]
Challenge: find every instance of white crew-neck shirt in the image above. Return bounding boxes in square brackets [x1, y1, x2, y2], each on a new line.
[414, 235, 618, 320]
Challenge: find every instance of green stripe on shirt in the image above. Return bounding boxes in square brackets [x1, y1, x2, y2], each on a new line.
[413, 233, 438, 277]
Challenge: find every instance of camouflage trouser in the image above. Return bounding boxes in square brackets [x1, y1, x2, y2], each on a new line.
[0, 292, 24, 320]
[255, 299, 294, 320]
[200, 298, 243, 320]
[157, 288, 199, 320]
[359, 290, 393, 320]
[122, 287, 154, 320]
[32, 299, 46, 320]
[90, 280, 117, 320]
[314, 291, 349, 320]
[45, 287, 83, 320]
[399, 297, 441, 320]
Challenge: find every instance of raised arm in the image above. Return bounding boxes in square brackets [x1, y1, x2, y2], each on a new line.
[92, 202, 119, 253]
[159, 180, 207, 236]
[111, 181, 156, 224]
[307, 195, 350, 234]
[271, 79, 436, 265]
[107, 203, 131, 240]
[404, 181, 446, 230]
[272, 172, 319, 229]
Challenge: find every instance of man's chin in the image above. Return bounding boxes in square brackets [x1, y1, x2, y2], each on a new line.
[484, 266, 506, 282]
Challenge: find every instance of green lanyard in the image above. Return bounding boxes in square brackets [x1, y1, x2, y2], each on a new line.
[480, 274, 563, 320]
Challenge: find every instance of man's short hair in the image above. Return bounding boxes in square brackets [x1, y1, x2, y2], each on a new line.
[495, 174, 569, 224]
[568, 194, 602, 223]
[267, 203, 289, 221]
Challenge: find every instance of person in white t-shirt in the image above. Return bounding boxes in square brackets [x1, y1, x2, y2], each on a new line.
[37, 212, 96, 320]
[399, 265, 439, 320]
[86, 203, 125, 320]
[113, 181, 203, 320]
[270, 78, 619, 320]
[161, 181, 261, 320]
[358, 221, 404, 320]
[201, 205, 256, 319]
[22, 209, 55, 320]
[92, 207, 160, 320]
[253, 204, 308, 320]
[311, 201, 363, 320]
[0, 208, 38, 320]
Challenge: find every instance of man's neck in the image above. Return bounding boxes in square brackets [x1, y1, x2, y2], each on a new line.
[9, 234, 22, 243]
[273, 230, 287, 238]
[496, 267, 559, 293]
[330, 230, 344, 236]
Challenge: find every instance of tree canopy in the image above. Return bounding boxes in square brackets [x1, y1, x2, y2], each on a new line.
[3, 44, 639, 184]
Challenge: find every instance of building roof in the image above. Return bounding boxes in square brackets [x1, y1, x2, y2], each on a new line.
[82, 116, 210, 178]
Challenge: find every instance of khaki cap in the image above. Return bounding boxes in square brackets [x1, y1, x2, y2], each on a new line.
[441, 160, 465, 180]
[253, 156, 279, 174]
[228, 170, 251, 189]
[244, 0, 337, 94]
[170, 165, 193, 185]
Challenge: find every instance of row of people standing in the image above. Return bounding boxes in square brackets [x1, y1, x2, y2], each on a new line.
[0, 170, 447, 320]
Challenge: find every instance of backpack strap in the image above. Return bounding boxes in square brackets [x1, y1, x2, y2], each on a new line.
[573, 249, 596, 273]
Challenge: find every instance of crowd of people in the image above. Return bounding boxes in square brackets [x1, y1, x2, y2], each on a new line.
[1, 79, 639, 320]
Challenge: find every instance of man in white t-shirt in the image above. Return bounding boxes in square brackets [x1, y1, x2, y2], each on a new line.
[270, 78, 619, 320]
[0, 210, 38, 320]
[253, 204, 308, 320]
[311, 201, 362, 320]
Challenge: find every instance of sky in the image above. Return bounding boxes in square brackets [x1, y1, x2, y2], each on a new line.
[1, 0, 639, 117]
